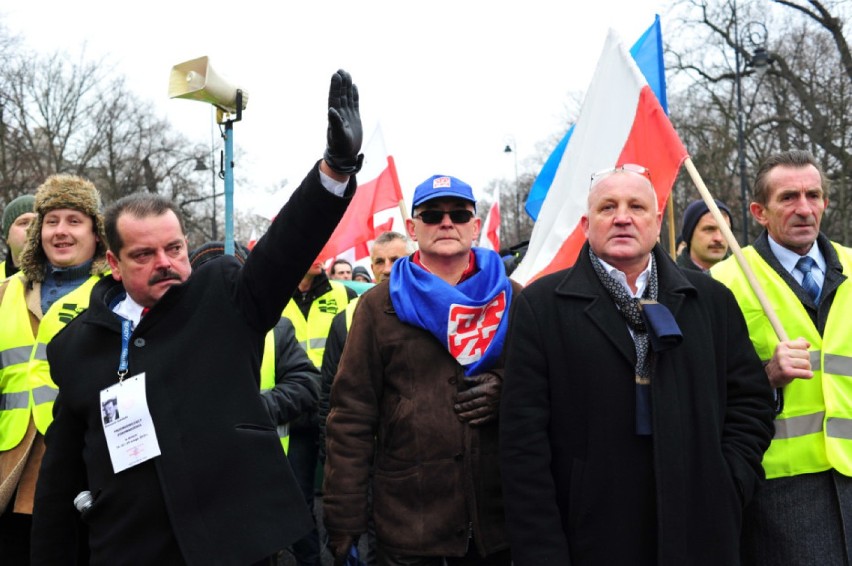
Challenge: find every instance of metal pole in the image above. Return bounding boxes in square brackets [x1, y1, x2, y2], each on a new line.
[733, 0, 750, 244]
[224, 119, 234, 256]
[511, 143, 520, 245]
[210, 109, 218, 241]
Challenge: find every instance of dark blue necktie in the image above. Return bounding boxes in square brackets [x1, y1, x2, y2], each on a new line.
[796, 256, 821, 303]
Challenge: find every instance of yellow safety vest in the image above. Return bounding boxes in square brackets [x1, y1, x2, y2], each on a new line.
[344, 297, 360, 331]
[0, 274, 101, 449]
[282, 282, 350, 368]
[712, 244, 852, 478]
[260, 328, 290, 454]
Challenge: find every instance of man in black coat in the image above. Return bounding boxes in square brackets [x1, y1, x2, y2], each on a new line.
[500, 165, 775, 565]
[31, 69, 363, 565]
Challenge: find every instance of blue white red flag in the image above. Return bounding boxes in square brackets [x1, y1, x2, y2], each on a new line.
[511, 28, 688, 286]
[524, 15, 669, 221]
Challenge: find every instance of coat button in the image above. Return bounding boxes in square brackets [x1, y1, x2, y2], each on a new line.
[134, 338, 146, 347]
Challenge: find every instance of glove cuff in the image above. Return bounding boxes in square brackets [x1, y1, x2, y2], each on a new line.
[323, 152, 364, 175]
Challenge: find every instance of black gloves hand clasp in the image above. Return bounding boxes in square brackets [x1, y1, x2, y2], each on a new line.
[454, 372, 502, 427]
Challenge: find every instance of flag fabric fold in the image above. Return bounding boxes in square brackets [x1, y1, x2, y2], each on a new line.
[480, 201, 501, 252]
[524, 15, 669, 221]
[511, 28, 688, 287]
[318, 126, 404, 263]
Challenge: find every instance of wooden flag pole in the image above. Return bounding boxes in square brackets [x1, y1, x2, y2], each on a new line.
[666, 198, 676, 260]
[683, 157, 789, 342]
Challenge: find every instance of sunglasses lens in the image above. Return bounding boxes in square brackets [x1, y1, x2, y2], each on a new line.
[449, 210, 474, 223]
[418, 211, 444, 224]
[417, 210, 474, 224]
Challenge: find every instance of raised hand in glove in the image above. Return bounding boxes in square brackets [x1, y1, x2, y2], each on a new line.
[324, 69, 364, 175]
[454, 372, 502, 427]
[328, 532, 357, 566]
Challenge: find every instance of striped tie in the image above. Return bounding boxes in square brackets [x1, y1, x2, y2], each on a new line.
[796, 256, 821, 304]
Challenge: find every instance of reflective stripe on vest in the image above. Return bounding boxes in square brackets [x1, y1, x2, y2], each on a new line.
[0, 391, 28, 411]
[712, 243, 852, 478]
[1, 345, 32, 371]
[282, 282, 350, 368]
[0, 274, 102, 449]
[260, 328, 289, 454]
[0, 275, 39, 450]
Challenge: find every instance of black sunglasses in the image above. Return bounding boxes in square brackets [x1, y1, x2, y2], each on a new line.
[416, 209, 475, 225]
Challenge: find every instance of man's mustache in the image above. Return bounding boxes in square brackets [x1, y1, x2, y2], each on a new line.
[148, 270, 182, 285]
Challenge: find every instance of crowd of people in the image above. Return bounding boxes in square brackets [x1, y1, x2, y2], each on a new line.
[0, 69, 849, 566]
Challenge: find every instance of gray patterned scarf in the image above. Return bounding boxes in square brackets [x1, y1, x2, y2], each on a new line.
[589, 247, 658, 435]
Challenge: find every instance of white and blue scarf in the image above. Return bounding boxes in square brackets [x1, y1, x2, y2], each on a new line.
[390, 248, 513, 376]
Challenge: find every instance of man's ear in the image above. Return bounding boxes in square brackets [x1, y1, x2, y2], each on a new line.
[405, 218, 418, 242]
[749, 202, 768, 227]
[472, 217, 482, 240]
[106, 250, 122, 281]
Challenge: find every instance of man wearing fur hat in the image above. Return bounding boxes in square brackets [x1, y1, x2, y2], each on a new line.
[1, 194, 37, 278]
[0, 174, 109, 563]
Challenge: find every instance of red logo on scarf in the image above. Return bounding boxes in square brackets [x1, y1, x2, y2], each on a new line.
[447, 291, 507, 365]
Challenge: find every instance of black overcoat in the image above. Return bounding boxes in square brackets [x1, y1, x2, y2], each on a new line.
[500, 243, 774, 566]
[32, 163, 353, 565]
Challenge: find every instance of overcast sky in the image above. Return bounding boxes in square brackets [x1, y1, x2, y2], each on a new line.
[3, 0, 671, 217]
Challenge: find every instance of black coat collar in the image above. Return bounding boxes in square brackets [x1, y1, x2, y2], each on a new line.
[552, 242, 695, 365]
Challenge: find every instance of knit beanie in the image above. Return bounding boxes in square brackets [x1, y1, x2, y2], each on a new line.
[2, 195, 35, 241]
[680, 199, 732, 251]
[352, 265, 372, 282]
[18, 174, 109, 282]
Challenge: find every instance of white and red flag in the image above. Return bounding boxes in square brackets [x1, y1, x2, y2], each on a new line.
[511, 29, 688, 286]
[480, 200, 500, 253]
[318, 125, 405, 263]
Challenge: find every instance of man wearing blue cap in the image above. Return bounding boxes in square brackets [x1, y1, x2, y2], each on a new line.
[676, 198, 732, 272]
[324, 175, 516, 565]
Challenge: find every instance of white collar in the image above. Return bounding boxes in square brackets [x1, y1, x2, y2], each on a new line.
[112, 292, 145, 328]
[598, 255, 653, 299]
[767, 235, 825, 276]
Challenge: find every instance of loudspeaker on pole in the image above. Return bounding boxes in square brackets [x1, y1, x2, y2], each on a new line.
[168, 56, 248, 115]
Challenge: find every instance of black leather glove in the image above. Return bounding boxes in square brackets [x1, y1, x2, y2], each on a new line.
[454, 373, 501, 427]
[323, 69, 364, 175]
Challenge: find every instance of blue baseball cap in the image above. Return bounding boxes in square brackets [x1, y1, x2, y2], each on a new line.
[411, 175, 476, 215]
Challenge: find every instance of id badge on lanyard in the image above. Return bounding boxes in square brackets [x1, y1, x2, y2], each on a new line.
[100, 319, 161, 473]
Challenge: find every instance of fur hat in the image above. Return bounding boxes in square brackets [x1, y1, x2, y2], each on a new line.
[18, 174, 109, 282]
[2, 194, 35, 241]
